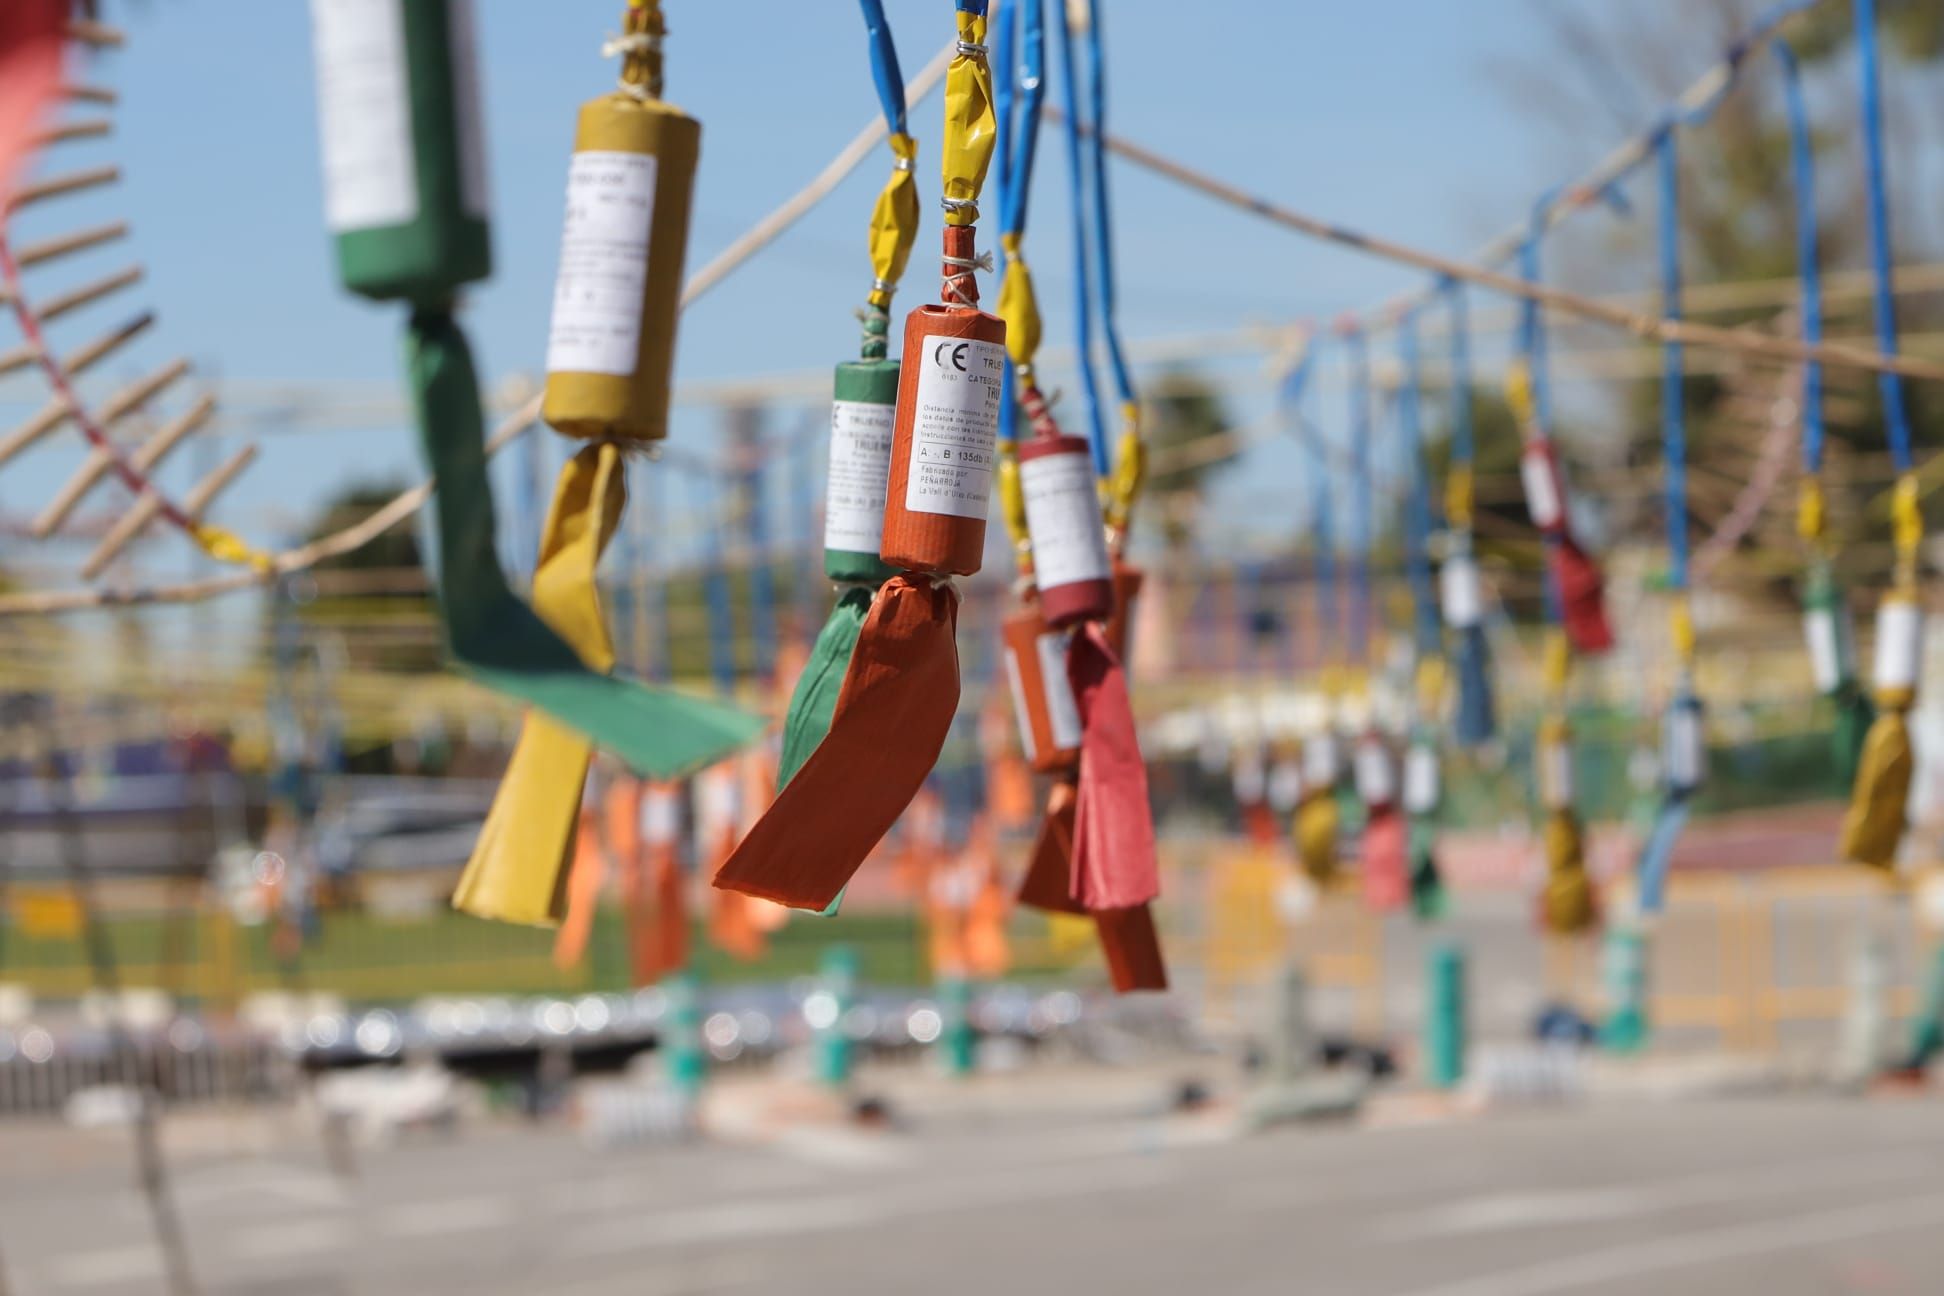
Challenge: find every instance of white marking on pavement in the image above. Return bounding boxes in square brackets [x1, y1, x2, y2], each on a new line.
[568, 1155, 1171, 1257]
[48, 1245, 163, 1288]
[383, 1194, 514, 1238]
[176, 1163, 349, 1212]
[228, 1218, 351, 1261]
[1379, 1150, 1935, 1240]
[1384, 1189, 1944, 1296]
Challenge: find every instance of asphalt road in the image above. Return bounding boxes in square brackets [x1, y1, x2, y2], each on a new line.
[3, 1079, 1943, 1296]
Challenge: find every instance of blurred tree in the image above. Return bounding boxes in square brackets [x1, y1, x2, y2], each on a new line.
[1505, 0, 1944, 593]
[1142, 366, 1236, 554]
[289, 481, 440, 675]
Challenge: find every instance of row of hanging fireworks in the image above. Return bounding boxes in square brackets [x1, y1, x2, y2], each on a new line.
[304, 0, 1165, 990]
[1241, 0, 1927, 937]
[300, 0, 1933, 989]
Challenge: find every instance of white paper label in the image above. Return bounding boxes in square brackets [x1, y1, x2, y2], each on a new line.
[311, 0, 416, 232]
[1404, 744, 1440, 815]
[904, 334, 1004, 518]
[1003, 645, 1037, 763]
[1021, 449, 1111, 591]
[640, 786, 680, 846]
[1232, 753, 1266, 806]
[447, 0, 489, 219]
[1803, 606, 1843, 694]
[545, 150, 656, 377]
[1037, 631, 1083, 752]
[1521, 446, 1563, 530]
[824, 400, 894, 553]
[1268, 759, 1305, 814]
[1875, 599, 1924, 692]
[1441, 554, 1483, 629]
[1539, 740, 1574, 811]
[1663, 705, 1705, 791]
[1355, 741, 1396, 806]
[1303, 733, 1341, 787]
[694, 768, 739, 840]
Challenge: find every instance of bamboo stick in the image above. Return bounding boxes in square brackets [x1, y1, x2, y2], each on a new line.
[13, 221, 129, 269]
[33, 120, 112, 147]
[36, 393, 216, 538]
[0, 266, 143, 368]
[61, 85, 118, 105]
[66, 21, 125, 48]
[0, 314, 154, 468]
[6, 165, 119, 210]
[80, 445, 256, 581]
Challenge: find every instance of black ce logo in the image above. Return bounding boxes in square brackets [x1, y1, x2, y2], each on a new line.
[933, 341, 970, 372]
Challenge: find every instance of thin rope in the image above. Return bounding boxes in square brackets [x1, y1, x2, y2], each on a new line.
[1658, 131, 1690, 592]
[1856, 0, 1913, 475]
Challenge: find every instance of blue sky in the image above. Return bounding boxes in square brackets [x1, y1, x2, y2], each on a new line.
[1, 0, 1719, 600]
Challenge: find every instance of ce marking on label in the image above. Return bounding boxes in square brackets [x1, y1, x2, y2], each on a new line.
[933, 341, 970, 372]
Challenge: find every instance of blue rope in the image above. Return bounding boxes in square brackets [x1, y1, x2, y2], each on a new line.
[1346, 326, 1373, 665]
[993, 0, 1019, 448]
[1285, 344, 1336, 665]
[1517, 234, 1555, 435]
[1053, 0, 1108, 474]
[745, 446, 777, 680]
[1441, 277, 1474, 476]
[1772, 36, 1825, 476]
[706, 507, 736, 696]
[993, 0, 1044, 450]
[1401, 313, 1438, 657]
[995, 0, 1045, 241]
[1657, 131, 1689, 591]
[856, 0, 908, 137]
[1083, 4, 1135, 413]
[1856, 0, 1913, 474]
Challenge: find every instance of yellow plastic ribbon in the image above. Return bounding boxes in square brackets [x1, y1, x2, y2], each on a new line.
[940, 6, 995, 225]
[1541, 811, 1596, 933]
[995, 230, 1042, 371]
[997, 440, 1029, 560]
[1106, 403, 1145, 537]
[191, 523, 275, 574]
[1796, 477, 1825, 548]
[1504, 359, 1535, 430]
[454, 443, 627, 925]
[1892, 471, 1922, 579]
[867, 131, 920, 309]
[1669, 597, 1695, 669]
[1444, 462, 1474, 533]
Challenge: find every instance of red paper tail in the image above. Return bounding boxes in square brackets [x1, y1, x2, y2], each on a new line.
[1017, 777, 1086, 914]
[1550, 536, 1613, 656]
[1067, 624, 1159, 910]
[1360, 807, 1409, 913]
[0, 1, 65, 209]
[1096, 905, 1168, 992]
[714, 577, 960, 909]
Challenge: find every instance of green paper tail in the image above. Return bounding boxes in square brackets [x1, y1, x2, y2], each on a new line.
[407, 311, 763, 777]
[1408, 818, 1447, 921]
[776, 584, 876, 916]
[1832, 685, 1875, 794]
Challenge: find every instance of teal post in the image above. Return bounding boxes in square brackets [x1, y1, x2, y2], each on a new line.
[1601, 926, 1649, 1053]
[815, 944, 859, 1088]
[664, 971, 707, 1099]
[938, 978, 975, 1077]
[1903, 942, 1944, 1071]
[1425, 942, 1466, 1090]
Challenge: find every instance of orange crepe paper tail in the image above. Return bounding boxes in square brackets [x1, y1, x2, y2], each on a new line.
[1067, 624, 1159, 911]
[714, 576, 960, 909]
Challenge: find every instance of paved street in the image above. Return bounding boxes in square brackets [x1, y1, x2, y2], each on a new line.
[3, 1078, 1942, 1295]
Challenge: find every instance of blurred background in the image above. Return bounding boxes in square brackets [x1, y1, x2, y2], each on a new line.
[4, 1, 1944, 1293]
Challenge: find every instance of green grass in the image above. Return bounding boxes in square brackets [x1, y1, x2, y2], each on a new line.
[0, 905, 1071, 1005]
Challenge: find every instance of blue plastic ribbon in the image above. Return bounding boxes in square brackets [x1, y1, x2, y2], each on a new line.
[1656, 131, 1689, 592]
[1856, 0, 1913, 474]
[1771, 37, 1824, 476]
[1400, 313, 1438, 657]
[1083, 5, 1135, 414]
[1053, 0, 1108, 474]
[857, 0, 909, 137]
[1345, 326, 1373, 664]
